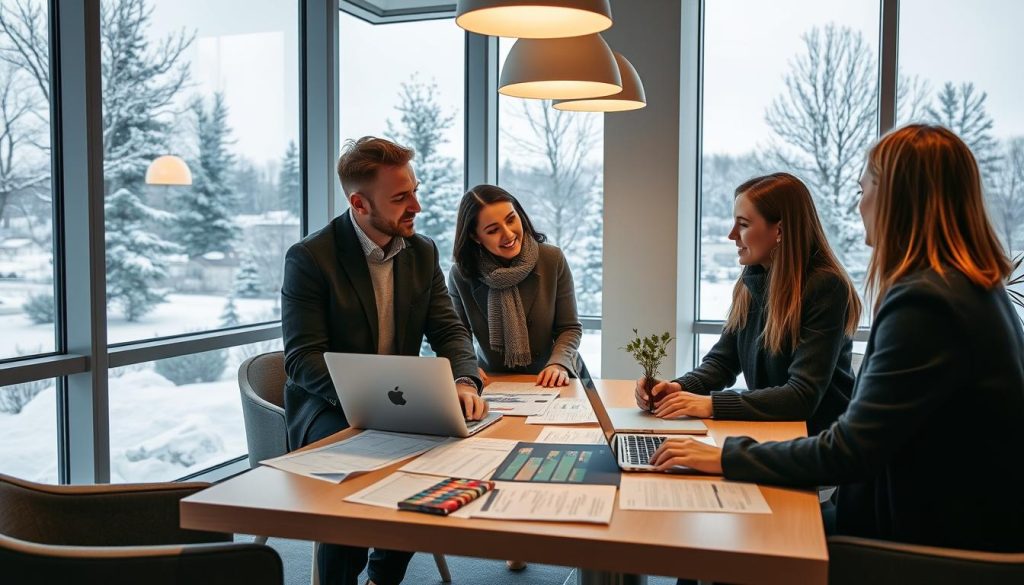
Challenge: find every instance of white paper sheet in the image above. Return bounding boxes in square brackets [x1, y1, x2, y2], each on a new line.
[534, 427, 606, 444]
[343, 472, 444, 509]
[481, 390, 559, 416]
[525, 398, 597, 425]
[262, 430, 450, 483]
[618, 477, 772, 514]
[483, 381, 558, 394]
[399, 438, 518, 480]
[470, 482, 616, 524]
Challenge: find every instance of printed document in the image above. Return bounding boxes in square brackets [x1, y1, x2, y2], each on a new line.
[471, 481, 616, 524]
[482, 386, 559, 416]
[400, 437, 518, 480]
[344, 472, 446, 509]
[262, 430, 449, 483]
[525, 398, 597, 425]
[534, 426, 606, 444]
[619, 477, 772, 514]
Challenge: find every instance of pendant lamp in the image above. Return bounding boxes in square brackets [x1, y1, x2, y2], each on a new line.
[499, 34, 621, 100]
[145, 155, 193, 186]
[455, 0, 612, 39]
[553, 52, 646, 112]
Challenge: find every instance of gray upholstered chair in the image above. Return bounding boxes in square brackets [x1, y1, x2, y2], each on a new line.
[828, 536, 1024, 585]
[0, 473, 282, 585]
[237, 351, 452, 583]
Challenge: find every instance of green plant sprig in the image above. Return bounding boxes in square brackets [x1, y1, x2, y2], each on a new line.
[621, 329, 675, 380]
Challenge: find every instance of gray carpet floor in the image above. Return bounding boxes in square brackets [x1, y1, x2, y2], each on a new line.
[240, 535, 679, 585]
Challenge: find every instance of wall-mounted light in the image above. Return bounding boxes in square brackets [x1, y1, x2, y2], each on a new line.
[456, 0, 612, 39]
[553, 52, 646, 112]
[145, 155, 193, 186]
[499, 34, 621, 100]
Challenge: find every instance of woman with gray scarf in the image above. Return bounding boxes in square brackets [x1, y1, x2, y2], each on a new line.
[448, 184, 583, 391]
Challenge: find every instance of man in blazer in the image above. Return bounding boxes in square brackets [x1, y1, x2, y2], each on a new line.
[281, 136, 486, 585]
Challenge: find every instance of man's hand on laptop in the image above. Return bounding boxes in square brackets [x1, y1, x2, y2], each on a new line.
[634, 378, 682, 410]
[457, 383, 489, 420]
[649, 437, 723, 474]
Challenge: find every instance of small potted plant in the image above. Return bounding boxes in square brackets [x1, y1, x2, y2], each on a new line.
[622, 329, 675, 413]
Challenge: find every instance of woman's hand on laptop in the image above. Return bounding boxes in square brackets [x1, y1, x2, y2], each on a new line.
[457, 384, 489, 420]
[634, 378, 682, 410]
[654, 391, 713, 419]
[649, 438, 723, 474]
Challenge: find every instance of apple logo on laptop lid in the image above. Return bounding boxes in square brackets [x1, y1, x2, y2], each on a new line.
[387, 386, 407, 406]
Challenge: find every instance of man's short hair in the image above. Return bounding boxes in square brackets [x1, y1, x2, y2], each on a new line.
[336, 136, 415, 196]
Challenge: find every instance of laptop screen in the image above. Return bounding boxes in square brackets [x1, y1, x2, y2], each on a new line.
[577, 360, 618, 449]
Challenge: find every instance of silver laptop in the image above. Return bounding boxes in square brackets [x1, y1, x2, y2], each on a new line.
[578, 363, 706, 472]
[324, 353, 502, 438]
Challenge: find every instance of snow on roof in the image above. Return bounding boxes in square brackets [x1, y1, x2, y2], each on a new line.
[202, 251, 226, 261]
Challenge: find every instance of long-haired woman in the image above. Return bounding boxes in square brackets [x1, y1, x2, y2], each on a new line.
[653, 125, 1024, 552]
[638, 172, 862, 435]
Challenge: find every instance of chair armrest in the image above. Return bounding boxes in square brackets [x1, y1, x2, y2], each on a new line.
[1, 533, 281, 585]
[0, 477, 229, 547]
[828, 536, 1024, 585]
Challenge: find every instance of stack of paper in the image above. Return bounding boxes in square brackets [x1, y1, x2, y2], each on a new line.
[261, 430, 449, 483]
[471, 482, 617, 524]
[344, 472, 452, 509]
[534, 426, 606, 444]
[525, 398, 597, 425]
[482, 382, 560, 416]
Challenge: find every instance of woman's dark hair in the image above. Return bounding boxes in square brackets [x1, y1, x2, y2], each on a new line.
[452, 184, 547, 277]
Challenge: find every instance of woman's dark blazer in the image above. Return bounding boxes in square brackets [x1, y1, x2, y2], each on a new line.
[448, 242, 583, 374]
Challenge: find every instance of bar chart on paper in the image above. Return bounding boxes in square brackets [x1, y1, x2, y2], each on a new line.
[491, 443, 620, 486]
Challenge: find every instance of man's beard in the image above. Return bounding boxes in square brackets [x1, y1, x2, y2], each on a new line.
[368, 207, 415, 238]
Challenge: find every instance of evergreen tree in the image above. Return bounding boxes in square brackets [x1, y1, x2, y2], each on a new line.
[926, 82, 1001, 178]
[233, 255, 263, 298]
[105, 188, 179, 321]
[385, 74, 461, 268]
[176, 93, 238, 258]
[220, 295, 241, 327]
[277, 140, 301, 217]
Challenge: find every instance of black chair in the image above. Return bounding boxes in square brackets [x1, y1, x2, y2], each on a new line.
[828, 536, 1024, 585]
[0, 473, 282, 585]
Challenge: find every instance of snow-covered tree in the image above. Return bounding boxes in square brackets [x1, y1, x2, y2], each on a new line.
[0, 61, 48, 227]
[925, 82, 1001, 178]
[105, 188, 179, 321]
[233, 254, 263, 298]
[175, 92, 238, 258]
[277, 140, 301, 216]
[385, 74, 461, 267]
[220, 295, 241, 328]
[989, 137, 1024, 254]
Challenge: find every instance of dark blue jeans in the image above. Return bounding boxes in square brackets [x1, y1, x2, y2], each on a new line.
[305, 408, 415, 585]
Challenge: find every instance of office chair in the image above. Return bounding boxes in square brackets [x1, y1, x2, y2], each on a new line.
[0, 473, 281, 585]
[238, 351, 452, 583]
[828, 536, 1024, 585]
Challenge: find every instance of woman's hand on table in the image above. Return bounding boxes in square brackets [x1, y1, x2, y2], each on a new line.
[634, 378, 682, 410]
[653, 391, 713, 419]
[536, 364, 570, 387]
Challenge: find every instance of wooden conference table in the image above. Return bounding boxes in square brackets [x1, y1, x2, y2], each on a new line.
[180, 376, 828, 584]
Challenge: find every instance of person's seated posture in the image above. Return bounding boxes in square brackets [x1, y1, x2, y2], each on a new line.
[637, 173, 861, 436]
[653, 125, 1024, 555]
[447, 184, 584, 571]
[281, 136, 487, 585]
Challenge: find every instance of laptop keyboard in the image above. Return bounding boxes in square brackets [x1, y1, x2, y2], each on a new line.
[622, 434, 666, 466]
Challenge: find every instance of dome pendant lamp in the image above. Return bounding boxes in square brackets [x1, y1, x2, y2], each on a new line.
[498, 34, 622, 100]
[145, 155, 193, 186]
[455, 0, 613, 39]
[553, 52, 646, 112]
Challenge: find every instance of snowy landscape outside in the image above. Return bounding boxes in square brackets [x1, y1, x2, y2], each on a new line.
[2, 0, 1023, 484]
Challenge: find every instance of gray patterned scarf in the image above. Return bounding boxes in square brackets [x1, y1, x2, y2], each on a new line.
[477, 236, 539, 369]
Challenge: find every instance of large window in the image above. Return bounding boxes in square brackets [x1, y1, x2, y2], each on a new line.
[339, 12, 465, 269]
[101, 0, 300, 344]
[0, 0, 56, 360]
[0, 378, 57, 481]
[897, 0, 1024, 261]
[497, 38, 604, 370]
[699, 0, 879, 321]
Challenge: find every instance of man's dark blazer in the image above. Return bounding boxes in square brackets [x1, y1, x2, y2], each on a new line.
[280, 211, 479, 449]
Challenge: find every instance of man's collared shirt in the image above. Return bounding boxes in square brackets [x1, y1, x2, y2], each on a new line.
[350, 211, 407, 355]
